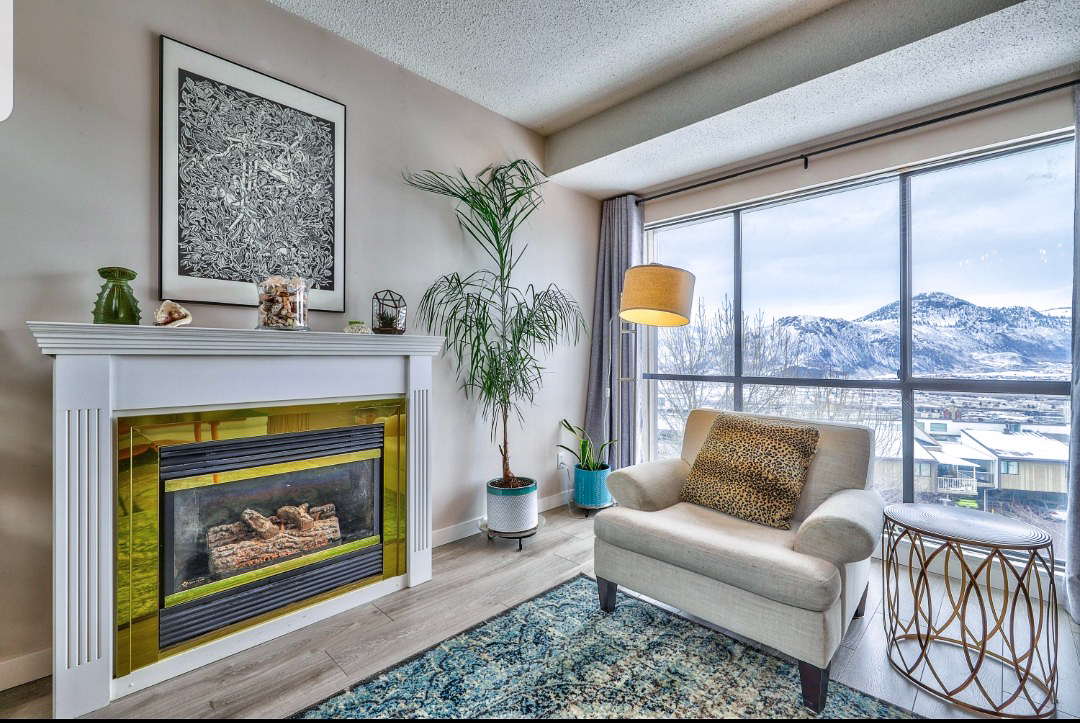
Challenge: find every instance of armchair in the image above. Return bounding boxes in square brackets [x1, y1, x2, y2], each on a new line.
[594, 409, 884, 712]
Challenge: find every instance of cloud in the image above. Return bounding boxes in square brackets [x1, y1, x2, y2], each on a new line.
[653, 140, 1074, 321]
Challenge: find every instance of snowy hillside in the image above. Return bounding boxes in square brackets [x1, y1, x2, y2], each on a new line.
[771, 292, 1069, 378]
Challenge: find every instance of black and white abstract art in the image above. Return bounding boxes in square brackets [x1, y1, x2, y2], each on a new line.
[160, 37, 345, 310]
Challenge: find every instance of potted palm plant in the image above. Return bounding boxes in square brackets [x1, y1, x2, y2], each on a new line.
[404, 159, 587, 533]
[557, 420, 615, 513]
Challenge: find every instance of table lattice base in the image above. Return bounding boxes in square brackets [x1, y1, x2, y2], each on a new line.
[883, 515, 1057, 718]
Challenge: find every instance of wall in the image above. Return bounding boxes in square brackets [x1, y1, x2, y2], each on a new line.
[1003, 461, 1066, 493]
[0, 0, 600, 688]
[643, 89, 1074, 224]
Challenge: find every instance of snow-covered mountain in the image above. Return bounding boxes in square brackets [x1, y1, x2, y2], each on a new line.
[771, 292, 1069, 378]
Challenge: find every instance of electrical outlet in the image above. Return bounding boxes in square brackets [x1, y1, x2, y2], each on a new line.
[557, 450, 567, 470]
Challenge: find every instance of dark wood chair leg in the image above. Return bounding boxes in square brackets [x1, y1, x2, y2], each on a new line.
[597, 576, 617, 613]
[798, 661, 830, 713]
[853, 583, 869, 619]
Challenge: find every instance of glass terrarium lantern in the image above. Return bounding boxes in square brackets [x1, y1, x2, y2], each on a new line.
[371, 290, 406, 335]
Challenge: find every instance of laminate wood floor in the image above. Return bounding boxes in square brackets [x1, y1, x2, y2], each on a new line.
[2, 505, 1078, 719]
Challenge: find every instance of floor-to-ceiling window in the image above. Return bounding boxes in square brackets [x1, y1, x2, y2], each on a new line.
[643, 134, 1075, 559]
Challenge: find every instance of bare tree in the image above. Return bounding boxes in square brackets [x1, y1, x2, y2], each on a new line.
[654, 299, 733, 453]
[653, 298, 808, 457]
[653, 301, 901, 502]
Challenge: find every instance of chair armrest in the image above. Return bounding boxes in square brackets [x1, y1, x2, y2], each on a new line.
[793, 488, 884, 567]
[605, 458, 690, 512]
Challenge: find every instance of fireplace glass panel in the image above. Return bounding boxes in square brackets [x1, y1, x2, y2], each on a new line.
[116, 398, 406, 678]
[164, 455, 380, 605]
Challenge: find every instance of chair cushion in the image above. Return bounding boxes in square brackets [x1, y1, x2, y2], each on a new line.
[681, 411, 819, 529]
[681, 410, 874, 523]
[594, 503, 841, 612]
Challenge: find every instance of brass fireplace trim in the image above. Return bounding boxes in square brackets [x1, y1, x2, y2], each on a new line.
[115, 398, 408, 678]
[163, 448, 382, 493]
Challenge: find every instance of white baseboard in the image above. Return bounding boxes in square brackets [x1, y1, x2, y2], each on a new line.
[432, 488, 571, 548]
[431, 517, 484, 547]
[539, 489, 571, 511]
[0, 648, 50, 692]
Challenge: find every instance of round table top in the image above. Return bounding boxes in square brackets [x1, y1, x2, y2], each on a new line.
[884, 503, 1052, 549]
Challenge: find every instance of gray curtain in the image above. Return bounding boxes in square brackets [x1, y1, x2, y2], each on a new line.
[1068, 87, 1080, 623]
[584, 195, 642, 469]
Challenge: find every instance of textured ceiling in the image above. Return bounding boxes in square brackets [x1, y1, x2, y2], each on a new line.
[266, 0, 848, 134]
[548, 0, 1080, 196]
[266, 0, 1076, 198]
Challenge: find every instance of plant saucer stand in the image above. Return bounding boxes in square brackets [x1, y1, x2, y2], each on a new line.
[477, 515, 546, 551]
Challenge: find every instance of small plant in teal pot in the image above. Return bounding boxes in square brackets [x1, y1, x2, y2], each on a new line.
[558, 420, 615, 512]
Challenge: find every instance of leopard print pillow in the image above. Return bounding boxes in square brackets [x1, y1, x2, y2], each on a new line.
[681, 412, 819, 530]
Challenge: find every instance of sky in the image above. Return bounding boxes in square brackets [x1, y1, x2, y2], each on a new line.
[654, 140, 1075, 322]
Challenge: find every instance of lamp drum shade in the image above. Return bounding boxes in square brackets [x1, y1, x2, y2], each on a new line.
[619, 264, 696, 326]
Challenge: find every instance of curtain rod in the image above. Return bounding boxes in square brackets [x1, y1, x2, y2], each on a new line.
[635, 77, 1080, 205]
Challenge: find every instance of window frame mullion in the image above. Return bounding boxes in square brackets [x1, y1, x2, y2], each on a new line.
[900, 173, 915, 503]
[733, 210, 744, 412]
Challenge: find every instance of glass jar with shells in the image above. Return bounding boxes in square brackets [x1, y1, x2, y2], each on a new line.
[255, 275, 309, 330]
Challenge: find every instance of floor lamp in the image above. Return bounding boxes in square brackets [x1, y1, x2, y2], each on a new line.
[607, 263, 696, 469]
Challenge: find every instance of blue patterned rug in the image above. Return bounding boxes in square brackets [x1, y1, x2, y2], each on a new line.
[295, 575, 914, 719]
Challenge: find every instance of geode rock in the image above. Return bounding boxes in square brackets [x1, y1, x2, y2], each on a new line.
[153, 300, 191, 327]
[344, 320, 373, 334]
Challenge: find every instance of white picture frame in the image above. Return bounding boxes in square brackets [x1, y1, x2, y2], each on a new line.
[160, 36, 346, 311]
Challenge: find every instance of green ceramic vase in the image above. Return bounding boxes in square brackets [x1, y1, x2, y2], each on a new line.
[92, 267, 141, 325]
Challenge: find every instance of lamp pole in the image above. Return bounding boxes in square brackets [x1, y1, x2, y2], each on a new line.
[605, 314, 639, 470]
[605, 263, 697, 471]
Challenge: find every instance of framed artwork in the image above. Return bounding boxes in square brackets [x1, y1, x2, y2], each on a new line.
[160, 36, 345, 311]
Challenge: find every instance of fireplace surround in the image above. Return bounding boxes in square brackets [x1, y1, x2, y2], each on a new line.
[118, 399, 406, 672]
[29, 322, 442, 718]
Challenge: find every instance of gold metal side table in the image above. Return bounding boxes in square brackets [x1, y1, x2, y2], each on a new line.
[882, 504, 1057, 718]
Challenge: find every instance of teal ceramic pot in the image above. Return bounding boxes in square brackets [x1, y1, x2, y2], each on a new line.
[486, 477, 538, 533]
[574, 464, 612, 508]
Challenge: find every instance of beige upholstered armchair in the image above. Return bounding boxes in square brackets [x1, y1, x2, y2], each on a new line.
[593, 409, 885, 713]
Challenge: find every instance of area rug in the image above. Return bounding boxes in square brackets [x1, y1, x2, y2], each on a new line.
[295, 575, 914, 719]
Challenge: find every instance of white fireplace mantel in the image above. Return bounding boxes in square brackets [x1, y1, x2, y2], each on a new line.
[28, 322, 443, 718]
[29, 321, 446, 356]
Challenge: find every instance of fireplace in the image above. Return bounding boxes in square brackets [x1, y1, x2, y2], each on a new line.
[30, 322, 439, 717]
[116, 399, 407, 677]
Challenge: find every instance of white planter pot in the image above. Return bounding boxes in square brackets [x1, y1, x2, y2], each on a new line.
[486, 478, 538, 533]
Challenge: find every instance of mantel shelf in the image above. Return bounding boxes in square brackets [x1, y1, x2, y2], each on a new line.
[27, 321, 445, 357]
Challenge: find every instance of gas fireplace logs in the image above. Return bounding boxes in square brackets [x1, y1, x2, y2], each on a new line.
[277, 504, 315, 531]
[241, 508, 280, 540]
[207, 502, 341, 574]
